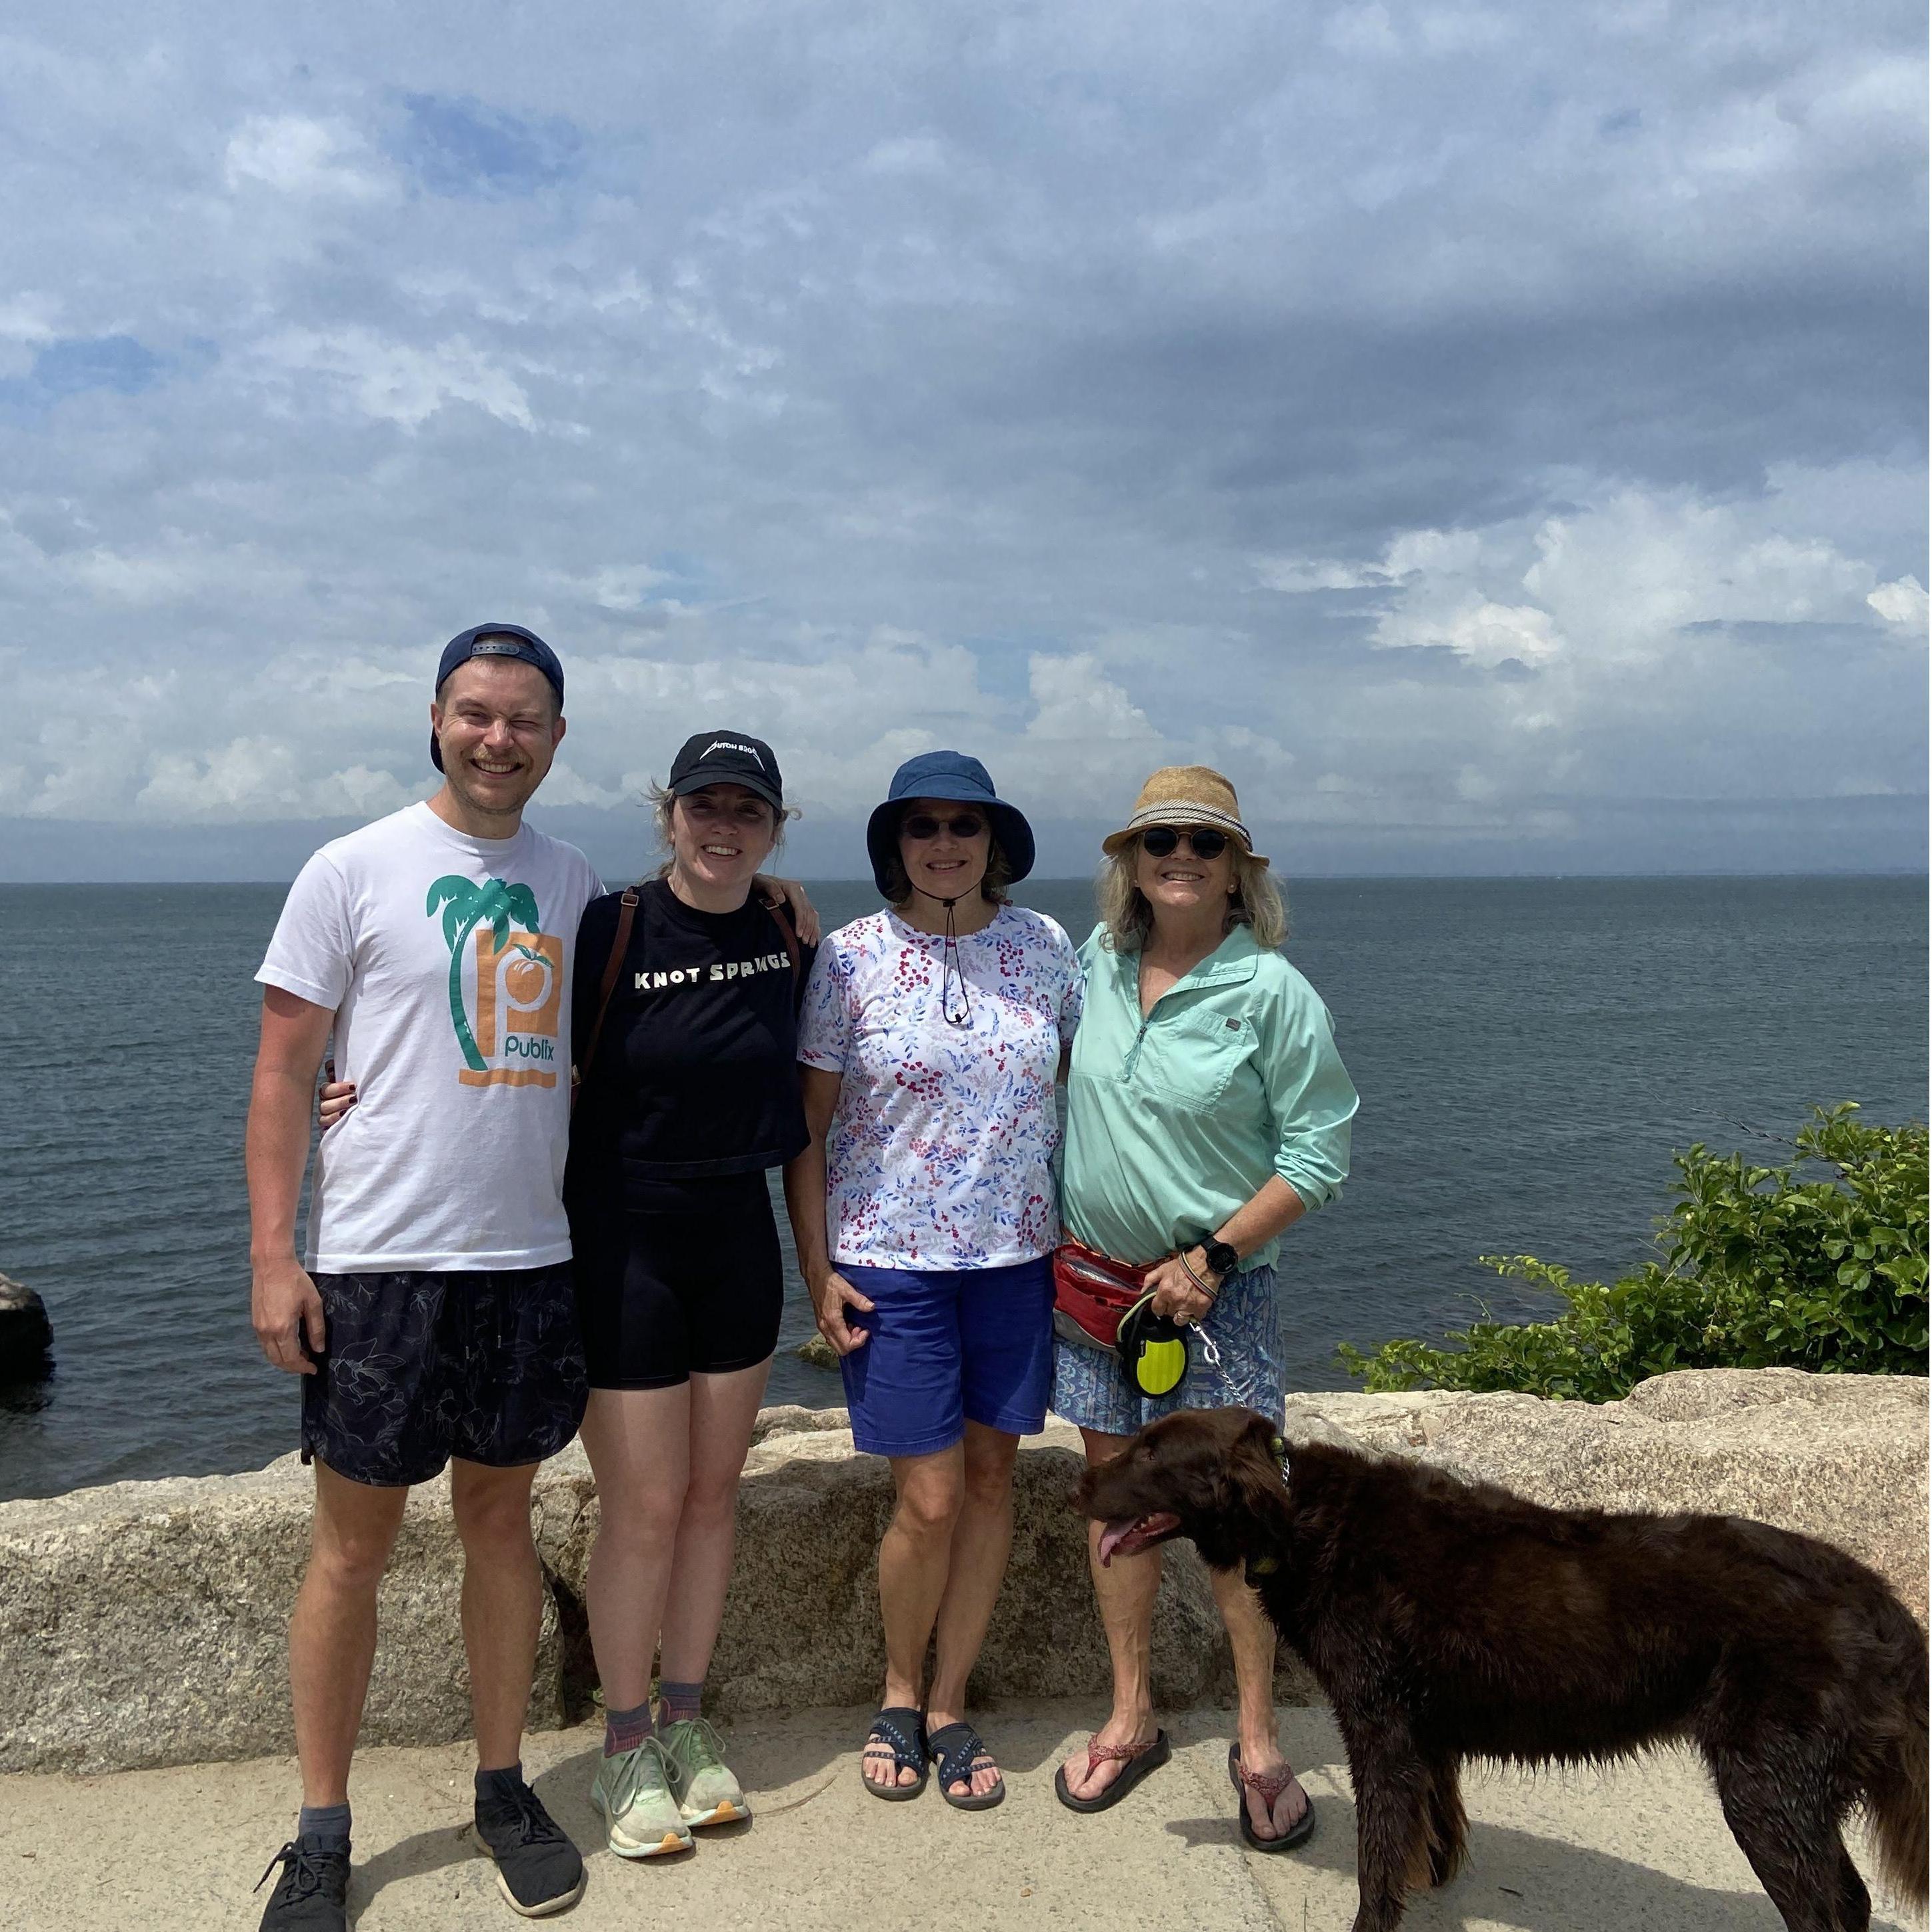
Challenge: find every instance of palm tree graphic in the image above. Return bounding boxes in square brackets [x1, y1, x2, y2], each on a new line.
[426, 875, 542, 1072]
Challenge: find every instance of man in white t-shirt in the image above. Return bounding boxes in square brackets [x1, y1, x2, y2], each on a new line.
[247, 625, 599, 1928]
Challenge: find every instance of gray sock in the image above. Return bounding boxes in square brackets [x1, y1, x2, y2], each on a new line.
[297, 1803, 351, 1853]
[604, 1698, 653, 1757]
[658, 1679, 703, 1725]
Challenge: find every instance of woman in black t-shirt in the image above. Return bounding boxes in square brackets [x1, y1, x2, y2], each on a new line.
[563, 730, 815, 1857]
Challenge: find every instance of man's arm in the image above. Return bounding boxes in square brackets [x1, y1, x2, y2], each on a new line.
[245, 987, 335, 1373]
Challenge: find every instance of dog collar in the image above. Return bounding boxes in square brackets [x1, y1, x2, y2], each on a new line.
[1244, 1434, 1293, 1580]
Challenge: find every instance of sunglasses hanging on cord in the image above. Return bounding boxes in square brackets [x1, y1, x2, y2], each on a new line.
[934, 896, 973, 1028]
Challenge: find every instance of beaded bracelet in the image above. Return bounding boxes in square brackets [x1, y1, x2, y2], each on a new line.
[1176, 1247, 1220, 1299]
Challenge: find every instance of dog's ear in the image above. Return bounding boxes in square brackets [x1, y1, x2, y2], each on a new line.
[1223, 1412, 1291, 1553]
[1221, 1414, 1298, 1576]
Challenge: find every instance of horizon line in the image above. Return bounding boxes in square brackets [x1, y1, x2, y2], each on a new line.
[3, 869, 1926, 888]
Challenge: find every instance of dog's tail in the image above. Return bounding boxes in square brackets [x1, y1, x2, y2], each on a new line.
[1861, 1603, 1929, 1909]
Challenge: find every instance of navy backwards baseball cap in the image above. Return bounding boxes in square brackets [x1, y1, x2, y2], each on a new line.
[667, 729, 785, 814]
[865, 749, 1035, 897]
[430, 624, 565, 772]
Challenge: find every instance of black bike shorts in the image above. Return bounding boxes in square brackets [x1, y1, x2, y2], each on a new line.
[301, 1261, 588, 1487]
[570, 1171, 785, 1389]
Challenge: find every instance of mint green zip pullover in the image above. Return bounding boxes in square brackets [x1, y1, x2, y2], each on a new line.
[1061, 923, 1357, 1271]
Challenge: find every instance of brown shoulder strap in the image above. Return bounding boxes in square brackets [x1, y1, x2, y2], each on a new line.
[765, 896, 802, 981]
[571, 883, 641, 1103]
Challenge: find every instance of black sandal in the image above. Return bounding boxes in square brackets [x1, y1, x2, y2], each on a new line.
[927, 1721, 1005, 1811]
[1229, 1744, 1315, 1852]
[861, 1707, 929, 1801]
[1053, 1730, 1171, 1813]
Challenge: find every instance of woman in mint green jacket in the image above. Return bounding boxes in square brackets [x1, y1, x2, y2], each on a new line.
[1051, 765, 1357, 1853]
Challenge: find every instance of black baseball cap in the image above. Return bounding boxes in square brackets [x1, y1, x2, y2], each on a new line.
[430, 624, 565, 773]
[667, 729, 784, 813]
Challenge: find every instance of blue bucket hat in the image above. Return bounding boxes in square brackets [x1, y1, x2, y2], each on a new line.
[865, 750, 1035, 898]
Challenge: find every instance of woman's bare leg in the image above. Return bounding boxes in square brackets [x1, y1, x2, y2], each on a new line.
[1213, 1564, 1309, 1839]
[1061, 1427, 1163, 1801]
[655, 1359, 771, 1686]
[579, 1385, 692, 1713]
[923, 1422, 1020, 1798]
[867, 1443, 965, 1788]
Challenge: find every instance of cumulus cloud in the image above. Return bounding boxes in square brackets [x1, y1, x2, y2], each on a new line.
[250, 327, 537, 430]
[224, 114, 389, 198]
[0, 0, 1922, 875]
[1309, 479, 1921, 681]
[1868, 575, 1929, 633]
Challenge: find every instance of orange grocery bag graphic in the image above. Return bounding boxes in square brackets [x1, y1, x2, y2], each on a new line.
[425, 875, 563, 1089]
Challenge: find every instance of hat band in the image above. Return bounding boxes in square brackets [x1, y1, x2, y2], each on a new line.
[1120, 801, 1253, 846]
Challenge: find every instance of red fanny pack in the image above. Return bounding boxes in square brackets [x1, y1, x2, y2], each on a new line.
[1052, 1239, 1156, 1348]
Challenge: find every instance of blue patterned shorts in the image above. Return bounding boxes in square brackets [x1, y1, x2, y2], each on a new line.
[301, 1262, 588, 1487]
[1049, 1260, 1285, 1441]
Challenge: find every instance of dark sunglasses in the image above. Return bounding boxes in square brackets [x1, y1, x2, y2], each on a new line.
[902, 812, 987, 841]
[1139, 825, 1229, 860]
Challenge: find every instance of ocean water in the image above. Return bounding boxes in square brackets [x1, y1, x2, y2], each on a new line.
[0, 875, 1923, 1504]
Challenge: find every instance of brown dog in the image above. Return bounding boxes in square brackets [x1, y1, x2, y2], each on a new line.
[1075, 1405, 1928, 1932]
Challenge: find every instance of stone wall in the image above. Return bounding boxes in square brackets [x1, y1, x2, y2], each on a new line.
[1, 1369, 1922, 1776]
[0, 1413, 1241, 1777]
[1287, 1367, 1928, 1623]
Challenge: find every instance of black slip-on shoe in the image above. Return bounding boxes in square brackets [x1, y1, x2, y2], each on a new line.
[254, 1839, 350, 1932]
[474, 1779, 587, 1919]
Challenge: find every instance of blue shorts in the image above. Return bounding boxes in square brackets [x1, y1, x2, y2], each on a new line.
[837, 1257, 1056, 1459]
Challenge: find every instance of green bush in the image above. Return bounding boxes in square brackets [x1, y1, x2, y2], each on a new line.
[1338, 1104, 1929, 1402]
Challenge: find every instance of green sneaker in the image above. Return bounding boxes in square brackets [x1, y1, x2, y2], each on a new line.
[591, 1738, 693, 1858]
[660, 1716, 750, 1827]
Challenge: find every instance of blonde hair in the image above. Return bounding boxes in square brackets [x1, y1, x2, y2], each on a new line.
[646, 781, 795, 878]
[1097, 839, 1287, 952]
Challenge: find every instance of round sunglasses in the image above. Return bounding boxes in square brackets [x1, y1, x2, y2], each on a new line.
[1139, 825, 1229, 860]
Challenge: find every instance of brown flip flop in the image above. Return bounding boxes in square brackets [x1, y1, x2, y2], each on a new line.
[1229, 1743, 1315, 1851]
[1053, 1730, 1172, 1813]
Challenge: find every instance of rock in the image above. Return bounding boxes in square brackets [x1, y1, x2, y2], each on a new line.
[793, 1332, 841, 1372]
[1278, 1398, 1368, 1454]
[4, 1372, 1914, 1777]
[748, 1403, 850, 1445]
[0, 1405, 1281, 1777]
[0, 1455, 565, 1777]
[1291, 1368, 1929, 1623]
[531, 1417, 1282, 1719]
[0, 1273, 53, 1384]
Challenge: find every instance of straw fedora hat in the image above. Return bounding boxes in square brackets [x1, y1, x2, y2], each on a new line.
[1101, 765, 1269, 867]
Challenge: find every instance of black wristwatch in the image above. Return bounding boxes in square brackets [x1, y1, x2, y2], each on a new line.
[1199, 1238, 1239, 1279]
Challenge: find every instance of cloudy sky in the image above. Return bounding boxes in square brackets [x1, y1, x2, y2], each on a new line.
[3, 0, 1925, 880]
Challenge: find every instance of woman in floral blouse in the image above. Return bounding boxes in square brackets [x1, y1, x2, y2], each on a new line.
[787, 751, 1082, 1813]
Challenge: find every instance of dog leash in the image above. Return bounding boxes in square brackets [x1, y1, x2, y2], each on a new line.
[1195, 1326, 1277, 1420]
[1193, 1327, 1295, 1481]
[1190, 1325, 1294, 1581]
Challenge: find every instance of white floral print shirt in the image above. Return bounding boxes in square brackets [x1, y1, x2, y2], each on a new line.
[797, 905, 1085, 1269]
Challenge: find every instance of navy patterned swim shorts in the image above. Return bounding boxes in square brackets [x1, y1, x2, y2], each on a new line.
[301, 1262, 588, 1487]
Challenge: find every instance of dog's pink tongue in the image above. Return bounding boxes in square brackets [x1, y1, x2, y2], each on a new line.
[1096, 1521, 1136, 1567]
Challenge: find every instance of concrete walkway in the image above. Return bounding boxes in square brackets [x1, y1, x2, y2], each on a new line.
[1, 1700, 1915, 1931]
